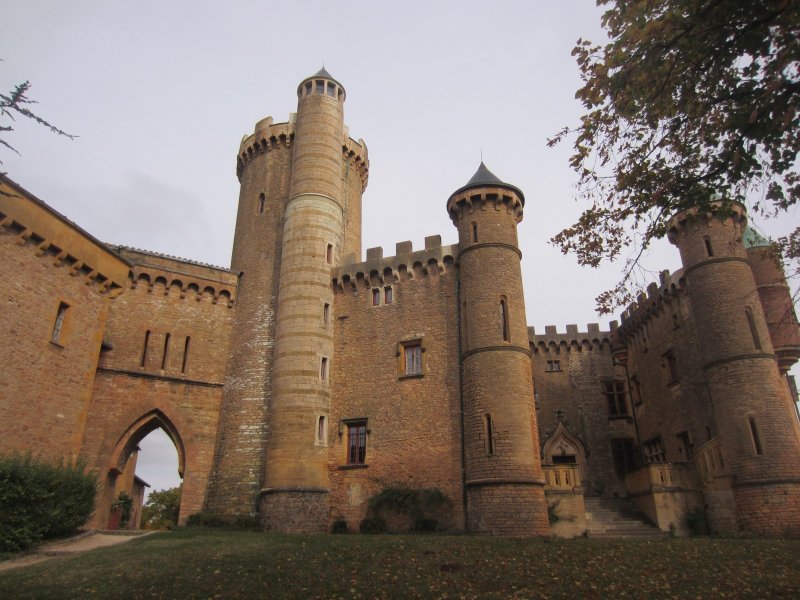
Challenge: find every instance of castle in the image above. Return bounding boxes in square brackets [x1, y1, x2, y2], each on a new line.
[2, 68, 800, 536]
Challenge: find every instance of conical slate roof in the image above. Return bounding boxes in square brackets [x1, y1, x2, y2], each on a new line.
[450, 162, 525, 205]
[743, 225, 771, 249]
[301, 66, 343, 89]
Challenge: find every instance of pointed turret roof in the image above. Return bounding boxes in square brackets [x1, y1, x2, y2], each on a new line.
[449, 162, 525, 205]
[301, 66, 343, 89]
[743, 225, 771, 249]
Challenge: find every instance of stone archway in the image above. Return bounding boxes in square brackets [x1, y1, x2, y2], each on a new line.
[98, 409, 187, 529]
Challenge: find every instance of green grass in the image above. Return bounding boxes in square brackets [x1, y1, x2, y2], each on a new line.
[1, 529, 799, 599]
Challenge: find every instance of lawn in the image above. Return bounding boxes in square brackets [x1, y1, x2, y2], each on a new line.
[1, 529, 798, 599]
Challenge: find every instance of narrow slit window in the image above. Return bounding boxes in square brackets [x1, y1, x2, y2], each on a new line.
[317, 415, 327, 445]
[181, 336, 191, 373]
[258, 193, 266, 214]
[320, 357, 329, 382]
[51, 301, 69, 344]
[485, 414, 495, 455]
[746, 308, 762, 350]
[704, 236, 714, 257]
[384, 287, 393, 305]
[326, 243, 333, 264]
[323, 303, 330, 327]
[500, 297, 510, 342]
[161, 333, 171, 370]
[471, 222, 478, 242]
[749, 418, 763, 456]
[141, 330, 151, 368]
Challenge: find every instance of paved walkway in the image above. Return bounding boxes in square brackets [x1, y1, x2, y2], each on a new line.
[0, 530, 156, 572]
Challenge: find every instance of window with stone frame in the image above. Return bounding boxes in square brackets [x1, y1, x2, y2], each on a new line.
[546, 359, 561, 372]
[404, 342, 422, 375]
[603, 380, 628, 417]
[610, 438, 638, 477]
[346, 420, 367, 465]
[643, 437, 666, 463]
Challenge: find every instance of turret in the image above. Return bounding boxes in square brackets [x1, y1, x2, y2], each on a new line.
[667, 202, 800, 535]
[744, 227, 800, 373]
[448, 163, 549, 535]
[260, 68, 350, 532]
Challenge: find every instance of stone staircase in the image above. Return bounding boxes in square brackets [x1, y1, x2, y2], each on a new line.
[584, 496, 668, 538]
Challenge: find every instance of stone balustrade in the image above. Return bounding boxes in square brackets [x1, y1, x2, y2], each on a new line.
[625, 462, 698, 495]
[543, 464, 581, 491]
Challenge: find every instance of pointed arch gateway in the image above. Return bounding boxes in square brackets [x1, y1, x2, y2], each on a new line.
[101, 409, 186, 528]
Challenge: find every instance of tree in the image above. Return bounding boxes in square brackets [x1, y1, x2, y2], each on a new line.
[549, 0, 800, 313]
[1, 78, 75, 165]
[141, 484, 181, 530]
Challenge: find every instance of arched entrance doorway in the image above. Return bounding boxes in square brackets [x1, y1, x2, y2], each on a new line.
[102, 410, 186, 529]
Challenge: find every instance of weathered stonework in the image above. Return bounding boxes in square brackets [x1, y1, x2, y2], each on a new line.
[2, 70, 799, 537]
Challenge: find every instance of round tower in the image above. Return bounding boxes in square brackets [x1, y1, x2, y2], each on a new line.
[667, 203, 800, 535]
[447, 163, 549, 535]
[744, 227, 800, 374]
[260, 68, 347, 532]
[204, 114, 295, 518]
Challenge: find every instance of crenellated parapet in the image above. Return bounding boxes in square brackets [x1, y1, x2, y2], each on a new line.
[615, 269, 687, 344]
[331, 235, 456, 292]
[0, 176, 130, 297]
[342, 136, 369, 192]
[446, 186, 524, 226]
[236, 117, 294, 179]
[115, 246, 237, 307]
[529, 322, 616, 354]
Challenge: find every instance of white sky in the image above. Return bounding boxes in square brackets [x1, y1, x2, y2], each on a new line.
[3, 1, 797, 498]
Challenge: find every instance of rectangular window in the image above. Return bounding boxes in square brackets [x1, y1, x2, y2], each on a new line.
[746, 308, 762, 350]
[316, 80, 325, 95]
[404, 343, 422, 375]
[372, 288, 380, 306]
[323, 303, 330, 327]
[326, 243, 333, 265]
[643, 437, 666, 463]
[610, 438, 638, 477]
[677, 431, 694, 459]
[604, 381, 628, 416]
[316, 415, 327, 446]
[384, 287, 393, 305]
[327, 81, 336, 97]
[630, 376, 642, 406]
[347, 421, 367, 464]
[663, 350, 678, 384]
[51, 301, 69, 344]
[320, 357, 329, 382]
[545, 360, 561, 372]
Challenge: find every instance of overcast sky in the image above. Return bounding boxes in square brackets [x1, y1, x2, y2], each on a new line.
[4, 1, 797, 499]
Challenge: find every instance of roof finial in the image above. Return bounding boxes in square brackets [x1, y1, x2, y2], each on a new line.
[480, 148, 483, 164]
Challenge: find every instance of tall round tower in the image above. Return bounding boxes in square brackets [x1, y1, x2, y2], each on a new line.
[260, 68, 348, 532]
[448, 163, 549, 535]
[667, 203, 800, 535]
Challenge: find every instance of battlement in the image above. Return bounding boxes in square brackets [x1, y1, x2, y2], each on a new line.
[666, 201, 747, 242]
[236, 116, 369, 189]
[331, 235, 457, 291]
[117, 246, 238, 307]
[616, 269, 686, 338]
[529, 322, 617, 353]
[446, 186, 524, 225]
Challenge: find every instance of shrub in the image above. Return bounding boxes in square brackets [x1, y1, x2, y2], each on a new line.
[359, 517, 387, 534]
[233, 515, 260, 530]
[111, 492, 133, 528]
[366, 486, 452, 533]
[547, 500, 561, 526]
[0, 453, 96, 552]
[186, 512, 229, 528]
[331, 518, 349, 534]
[686, 508, 710, 536]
